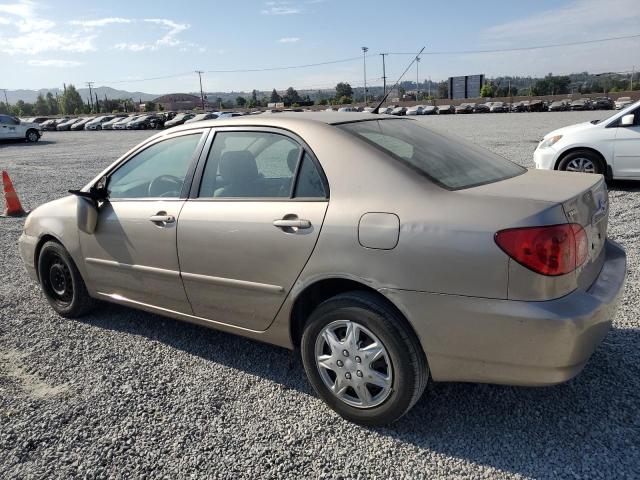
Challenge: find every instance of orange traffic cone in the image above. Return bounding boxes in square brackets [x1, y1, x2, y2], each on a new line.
[2, 170, 27, 217]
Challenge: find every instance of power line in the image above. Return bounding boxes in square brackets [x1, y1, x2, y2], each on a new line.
[386, 33, 640, 56]
[204, 56, 361, 73]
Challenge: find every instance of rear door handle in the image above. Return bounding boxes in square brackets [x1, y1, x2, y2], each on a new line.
[273, 218, 311, 229]
[149, 213, 175, 224]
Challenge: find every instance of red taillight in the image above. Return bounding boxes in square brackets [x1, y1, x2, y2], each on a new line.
[495, 223, 589, 276]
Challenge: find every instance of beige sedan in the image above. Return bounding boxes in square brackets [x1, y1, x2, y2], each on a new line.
[19, 113, 626, 425]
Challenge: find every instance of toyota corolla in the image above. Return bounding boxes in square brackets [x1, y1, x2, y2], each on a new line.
[19, 113, 626, 425]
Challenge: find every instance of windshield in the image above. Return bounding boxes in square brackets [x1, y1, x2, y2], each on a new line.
[337, 119, 525, 190]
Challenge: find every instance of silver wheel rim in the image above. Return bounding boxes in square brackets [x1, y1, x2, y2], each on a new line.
[314, 320, 393, 409]
[566, 157, 595, 173]
[28, 132, 38, 141]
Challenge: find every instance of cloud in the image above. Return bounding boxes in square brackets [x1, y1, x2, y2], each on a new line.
[278, 36, 300, 43]
[262, 2, 301, 15]
[69, 17, 132, 28]
[27, 59, 83, 67]
[113, 18, 193, 52]
[0, 0, 35, 18]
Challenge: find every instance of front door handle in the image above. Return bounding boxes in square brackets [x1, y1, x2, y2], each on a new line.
[149, 213, 175, 224]
[273, 218, 311, 229]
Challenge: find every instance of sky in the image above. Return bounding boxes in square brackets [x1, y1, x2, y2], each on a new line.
[1, 0, 639, 94]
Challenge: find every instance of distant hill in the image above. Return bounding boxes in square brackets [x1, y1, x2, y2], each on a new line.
[5, 87, 159, 104]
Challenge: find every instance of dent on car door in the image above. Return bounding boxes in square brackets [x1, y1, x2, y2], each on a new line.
[614, 108, 640, 177]
[177, 129, 329, 331]
[78, 131, 206, 312]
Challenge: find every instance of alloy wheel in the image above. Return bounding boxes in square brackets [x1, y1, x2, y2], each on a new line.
[566, 157, 595, 173]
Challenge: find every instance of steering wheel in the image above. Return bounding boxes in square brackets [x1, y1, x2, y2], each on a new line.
[148, 175, 183, 197]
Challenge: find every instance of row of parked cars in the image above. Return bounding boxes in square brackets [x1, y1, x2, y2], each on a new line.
[24, 110, 246, 132]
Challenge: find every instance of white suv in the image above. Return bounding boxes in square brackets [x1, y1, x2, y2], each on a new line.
[0, 115, 42, 142]
[534, 100, 640, 180]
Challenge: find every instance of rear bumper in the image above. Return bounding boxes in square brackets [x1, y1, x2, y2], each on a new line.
[384, 240, 626, 386]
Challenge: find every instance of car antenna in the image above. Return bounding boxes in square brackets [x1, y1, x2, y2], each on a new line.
[372, 46, 425, 114]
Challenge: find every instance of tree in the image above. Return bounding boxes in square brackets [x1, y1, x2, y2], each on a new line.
[480, 83, 494, 98]
[337, 95, 352, 105]
[46, 92, 59, 115]
[335, 82, 353, 99]
[145, 101, 157, 112]
[437, 81, 449, 99]
[530, 74, 570, 96]
[59, 85, 84, 115]
[0, 102, 8, 114]
[236, 96, 247, 107]
[270, 89, 281, 103]
[34, 94, 49, 115]
[251, 90, 258, 103]
[283, 87, 300, 105]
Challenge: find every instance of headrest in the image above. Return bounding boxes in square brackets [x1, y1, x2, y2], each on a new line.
[219, 151, 258, 182]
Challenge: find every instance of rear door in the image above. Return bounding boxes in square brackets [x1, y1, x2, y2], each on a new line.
[613, 107, 640, 178]
[0, 115, 21, 139]
[177, 128, 329, 330]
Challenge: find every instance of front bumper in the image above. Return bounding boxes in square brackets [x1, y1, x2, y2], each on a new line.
[533, 145, 559, 170]
[18, 230, 39, 282]
[384, 240, 626, 386]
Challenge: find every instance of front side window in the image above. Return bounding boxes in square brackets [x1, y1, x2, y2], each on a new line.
[338, 119, 525, 190]
[200, 131, 301, 198]
[108, 134, 201, 199]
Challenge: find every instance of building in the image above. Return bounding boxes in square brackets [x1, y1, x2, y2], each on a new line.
[153, 93, 212, 111]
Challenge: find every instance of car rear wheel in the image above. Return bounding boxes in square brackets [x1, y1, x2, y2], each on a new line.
[558, 150, 604, 175]
[38, 241, 95, 318]
[301, 291, 428, 426]
[26, 129, 39, 143]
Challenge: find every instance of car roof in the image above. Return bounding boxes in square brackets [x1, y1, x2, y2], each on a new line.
[163, 112, 390, 133]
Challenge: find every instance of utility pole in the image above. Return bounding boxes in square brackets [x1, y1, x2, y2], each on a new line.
[195, 70, 205, 110]
[631, 65, 635, 91]
[2, 89, 8, 108]
[361, 47, 368, 104]
[428, 76, 431, 98]
[416, 57, 420, 101]
[85, 81, 94, 111]
[380, 53, 388, 96]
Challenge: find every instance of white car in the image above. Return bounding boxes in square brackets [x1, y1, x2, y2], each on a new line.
[534, 100, 640, 179]
[101, 116, 128, 130]
[113, 116, 140, 130]
[406, 105, 424, 116]
[337, 107, 358, 112]
[615, 97, 633, 110]
[85, 115, 115, 130]
[0, 114, 42, 142]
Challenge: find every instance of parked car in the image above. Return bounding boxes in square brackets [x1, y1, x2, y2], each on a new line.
[377, 107, 393, 115]
[126, 114, 164, 130]
[338, 107, 358, 113]
[455, 103, 475, 114]
[535, 100, 640, 179]
[70, 117, 95, 131]
[20, 112, 626, 426]
[548, 101, 569, 112]
[0, 114, 42, 142]
[41, 118, 67, 131]
[164, 112, 196, 128]
[85, 116, 116, 130]
[474, 103, 491, 113]
[101, 115, 128, 130]
[184, 113, 220, 124]
[422, 105, 438, 115]
[511, 101, 530, 112]
[55, 118, 80, 131]
[570, 99, 593, 111]
[615, 97, 633, 110]
[390, 107, 407, 116]
[437, 105, 454, 114]
[406, 106, 424, 116]
[528, 100, 547, 112]
[21, 117, 48, 124]
[594, 97, 614, 110]
[363, 107, 376, 113]
[112, 116, 140, 130]
[489, 102, 507, 113]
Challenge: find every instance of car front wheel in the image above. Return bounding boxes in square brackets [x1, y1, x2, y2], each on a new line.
[558, 150, 604, 175]
[301, 291, 428, 426]
[26, 129, 40, 142]
[38, 240, 95, 318]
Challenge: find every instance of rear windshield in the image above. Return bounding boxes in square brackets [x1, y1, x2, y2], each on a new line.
[337, 118, 525, 190]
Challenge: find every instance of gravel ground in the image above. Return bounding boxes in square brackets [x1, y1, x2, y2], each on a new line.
[1, 114, 638, 479]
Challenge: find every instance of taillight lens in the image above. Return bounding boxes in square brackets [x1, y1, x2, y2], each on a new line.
[495, 223, 589, 276]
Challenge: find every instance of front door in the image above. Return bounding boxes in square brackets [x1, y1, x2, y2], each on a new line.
[79, 131, 206, 313]
[177, 129, 329, 330]
[614, 108, 640, 178]
[0, 115, 20, 139]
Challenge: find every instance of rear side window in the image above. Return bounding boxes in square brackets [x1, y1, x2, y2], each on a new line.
[294, 153, 326, 198]
[338, 119, 525, 190]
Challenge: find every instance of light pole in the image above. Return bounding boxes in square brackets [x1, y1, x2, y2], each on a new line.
[380, 53, 388, 97]
[415, 57, 420, 101]
[361, 47, 368, 104]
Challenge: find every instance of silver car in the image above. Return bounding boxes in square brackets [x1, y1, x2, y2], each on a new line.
[19, 113, 626, 426]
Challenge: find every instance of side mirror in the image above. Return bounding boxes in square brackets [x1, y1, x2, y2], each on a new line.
[76, 196, 99, 234]
[620, 114, 635, 127]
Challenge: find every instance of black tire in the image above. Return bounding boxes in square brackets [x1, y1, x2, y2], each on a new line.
[38, 240, 95, 318]
[26, 129, 40, 143]
[301, 291, 428, 426]
[557, 149, 604, 175]
[96, 125, 102, 131]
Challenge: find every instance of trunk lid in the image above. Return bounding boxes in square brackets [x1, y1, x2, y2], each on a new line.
[466, 168, 608, 291]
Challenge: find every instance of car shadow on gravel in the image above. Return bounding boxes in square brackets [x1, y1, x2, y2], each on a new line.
[608, 180, 640, 192]
[0, 140, 55, 147]
[77, 304, 639, 478]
